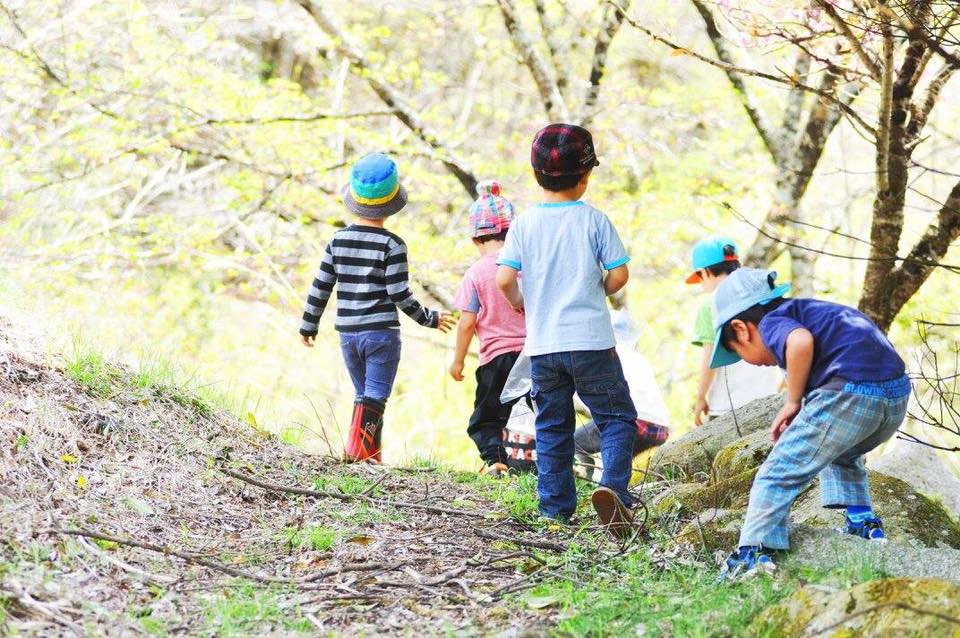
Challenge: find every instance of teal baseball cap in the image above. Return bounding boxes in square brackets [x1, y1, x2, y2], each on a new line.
[685, 236, 739, 284]
[709, 268, 791, 368]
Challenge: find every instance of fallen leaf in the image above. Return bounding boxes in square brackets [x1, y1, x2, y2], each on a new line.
[346, 534, 375, 545]
[525, 593, 562, 609]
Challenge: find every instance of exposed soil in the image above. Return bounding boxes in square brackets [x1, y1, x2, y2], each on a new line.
[0, 317, 586, 636]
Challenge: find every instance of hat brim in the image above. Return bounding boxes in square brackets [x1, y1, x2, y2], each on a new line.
[342, 184, 408, 218]
[708, 282, 792, 369]
[709, 329, 742, 369]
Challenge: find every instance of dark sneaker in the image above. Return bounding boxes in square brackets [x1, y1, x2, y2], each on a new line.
[591, 487, 634, 541]
[843, 515, 886, 542]
[718, 546, 777, 582]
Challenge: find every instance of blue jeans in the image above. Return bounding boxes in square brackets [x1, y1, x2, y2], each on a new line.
[340, 329, 402, 403]
[530, 349, 638, 518]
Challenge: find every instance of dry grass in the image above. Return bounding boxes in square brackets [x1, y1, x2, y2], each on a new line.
[0, 314, 589, 636]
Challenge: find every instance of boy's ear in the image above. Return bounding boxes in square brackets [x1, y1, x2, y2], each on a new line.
[579, 170, 592, 187]
[729, 319, 751, 343]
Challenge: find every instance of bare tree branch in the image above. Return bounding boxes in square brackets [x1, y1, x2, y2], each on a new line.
[579, 0, 631, 125]
[688, 0, 786, 166]
[779, 50, 812, 146]
[532, 0, 568, 93]
[295, 0, 479, 197]
[609, 0, 876, 137]
[814, 0, 882, 80]
[496, 0, 569, 120]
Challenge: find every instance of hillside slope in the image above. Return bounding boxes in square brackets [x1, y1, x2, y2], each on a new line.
[5, 314, 960, 637]
[0, 318, 564, 636]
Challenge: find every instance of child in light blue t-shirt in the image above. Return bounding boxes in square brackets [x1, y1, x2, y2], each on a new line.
[497, 123, 638, 539]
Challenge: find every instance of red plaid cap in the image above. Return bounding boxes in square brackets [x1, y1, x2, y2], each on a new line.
[531, 123, 600, 176]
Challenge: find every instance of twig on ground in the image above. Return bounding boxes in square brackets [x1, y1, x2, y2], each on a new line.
[219, 465, 491, 518]
[474, 527, 568, 552]
[43, 528, 404, 585]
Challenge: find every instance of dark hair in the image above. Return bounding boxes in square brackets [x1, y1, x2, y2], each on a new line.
[475, 230, 508, 243]
[705, 244, 740, 277]
[719, 296, 787, 348]
[534, 170, 585, 192]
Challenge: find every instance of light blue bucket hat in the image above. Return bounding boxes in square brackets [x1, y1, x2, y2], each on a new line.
[709, 268, 791, 368]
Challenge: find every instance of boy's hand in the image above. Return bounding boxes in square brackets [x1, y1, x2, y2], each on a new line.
[770, 400, 801, 443]
[693, 396, 709, 427]
[301, 335, 315, 347]
[449, 360, 465, 382]
[436, 312, 457, 333]
[510, 299, 524, 314]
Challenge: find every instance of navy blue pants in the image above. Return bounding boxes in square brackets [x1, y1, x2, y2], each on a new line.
[531, 348, 637, 518]
[340, 329, 402, 403]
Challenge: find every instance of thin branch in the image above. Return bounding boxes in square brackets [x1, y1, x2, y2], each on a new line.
[579, 0, 631, 125]
[610, 0, 876, 137]
[496, 0, 569, 120]
[532, 0, 568, 93]
[688, 0, 786, 165]
[295, 1, 478, 197]
[814, 0, 882, 80]
[219, 465, 491, 518]
[188, 110, 395, 127]
[45, 528, 397, 585]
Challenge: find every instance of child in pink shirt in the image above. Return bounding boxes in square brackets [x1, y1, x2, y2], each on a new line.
[449, 181, 527, 476]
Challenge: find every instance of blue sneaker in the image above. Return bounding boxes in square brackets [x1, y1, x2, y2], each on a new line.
[718, 546, 777, 582]
[844, 515, 886, 541]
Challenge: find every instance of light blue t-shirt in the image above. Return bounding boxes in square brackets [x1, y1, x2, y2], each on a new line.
[497, 201, 629, 356]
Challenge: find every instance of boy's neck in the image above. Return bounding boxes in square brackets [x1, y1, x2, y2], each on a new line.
[540, 189, 582, 204]
[477, 240, 504, 256]
[354, 217, 386, 228]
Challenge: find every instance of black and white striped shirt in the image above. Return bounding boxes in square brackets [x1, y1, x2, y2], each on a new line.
[300, 225, 439, 335]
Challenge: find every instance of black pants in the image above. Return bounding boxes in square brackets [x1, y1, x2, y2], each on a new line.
[469, 351, 522, 464]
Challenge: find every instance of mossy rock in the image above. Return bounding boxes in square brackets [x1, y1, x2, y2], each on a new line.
[753, 578, 960, 637]
[655, 468, 758, 516]
[676, 508, 744, 552]
[712, 430, 773, 483]
[652, 394, 783, 479]
[792, 471, 960, 549]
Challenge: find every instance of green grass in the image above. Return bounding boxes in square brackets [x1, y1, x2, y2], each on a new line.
[279, 524, 339, 552]
[201, 582, 312, 637]
[65, 344, 117, 398]
[313, 474, 381, 496]
[64, 337, 244, 419]
[524, 552, 792, 637]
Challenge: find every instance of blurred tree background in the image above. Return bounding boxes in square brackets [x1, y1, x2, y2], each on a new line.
[2, 0, 958, 468]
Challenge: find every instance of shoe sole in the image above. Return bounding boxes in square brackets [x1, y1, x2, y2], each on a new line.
[591, 487, 633, 541]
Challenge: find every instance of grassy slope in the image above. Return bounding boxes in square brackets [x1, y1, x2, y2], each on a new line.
[0, 318, 899, 637]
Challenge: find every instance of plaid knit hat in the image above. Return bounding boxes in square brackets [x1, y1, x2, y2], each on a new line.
[531, 123, 600, 176]
[468, 180, 514, 238]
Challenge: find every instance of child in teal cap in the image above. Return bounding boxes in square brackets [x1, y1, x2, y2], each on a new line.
[712, 268, 909, 580]
[686, 237, 780, 426]
[300, 153, 456, 463]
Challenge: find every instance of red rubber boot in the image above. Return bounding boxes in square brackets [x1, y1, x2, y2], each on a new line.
[344, 398, 384, 462]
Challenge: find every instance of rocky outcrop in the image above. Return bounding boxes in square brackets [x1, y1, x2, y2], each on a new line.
[754, 577, 960, 637]
[871, 437, 960, 519]
[651, 394, 783, 479]
[792, 471, 960, 549]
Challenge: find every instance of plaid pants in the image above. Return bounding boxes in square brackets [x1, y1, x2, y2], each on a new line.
[739, 376, 910, 550]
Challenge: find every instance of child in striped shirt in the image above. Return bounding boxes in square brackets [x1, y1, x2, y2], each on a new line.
[300, 153, 455, 462]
